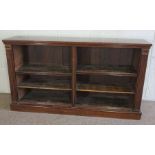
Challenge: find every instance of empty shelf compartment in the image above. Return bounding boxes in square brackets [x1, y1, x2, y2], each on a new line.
[17, 75, 71, 91]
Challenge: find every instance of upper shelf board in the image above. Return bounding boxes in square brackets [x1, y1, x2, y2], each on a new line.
[3, 36, 152, 48]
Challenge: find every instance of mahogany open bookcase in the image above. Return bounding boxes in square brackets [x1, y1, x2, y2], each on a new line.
[3, 36, 152, 119]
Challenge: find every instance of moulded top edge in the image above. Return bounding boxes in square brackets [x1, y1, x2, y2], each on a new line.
[2, 36, 152, 48]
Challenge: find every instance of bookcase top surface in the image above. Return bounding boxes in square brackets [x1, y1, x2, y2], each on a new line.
[3, 36, 152, 48]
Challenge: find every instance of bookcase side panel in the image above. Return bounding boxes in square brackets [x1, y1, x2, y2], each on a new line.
[134, 48, 150, 111]
[5, 44, 18, 102]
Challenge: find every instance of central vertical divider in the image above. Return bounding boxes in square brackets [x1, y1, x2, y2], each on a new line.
[71, 46, 77, 107]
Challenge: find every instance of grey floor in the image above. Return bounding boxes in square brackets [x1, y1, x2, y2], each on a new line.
[0, 94, 155, 125]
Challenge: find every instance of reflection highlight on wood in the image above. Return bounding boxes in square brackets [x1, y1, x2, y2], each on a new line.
[77, 83, 135, 94]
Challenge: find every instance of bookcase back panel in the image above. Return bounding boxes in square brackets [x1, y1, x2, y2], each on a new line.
[77, 47, 141, 72]
[13, 45, 71, 67]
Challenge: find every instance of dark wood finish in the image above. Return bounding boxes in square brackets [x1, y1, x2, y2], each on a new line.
[5, 44, 18, 101]
[3, 36, 151, 48]
[76, 93, 133, 109]
[16, 64, 71, 76]
[77, 65, 137, 77]
[3, 36, 152, 120]
[71, 47, 77, 106]
[17, 79, 71, 91]
[134, 48, 150, 111]
[19, 90, 71, 106]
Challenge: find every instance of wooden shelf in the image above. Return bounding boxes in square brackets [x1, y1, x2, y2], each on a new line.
[19, 90, 71, 107]
[77, 83, 135, 94]
[77, 94, 132, 112]
[16, 64, 71, 76]
[17, 78, 71, 91]
[77, 65, 137, 77]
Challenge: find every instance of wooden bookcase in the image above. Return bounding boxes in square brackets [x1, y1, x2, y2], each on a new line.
[3, 36, 152, 119]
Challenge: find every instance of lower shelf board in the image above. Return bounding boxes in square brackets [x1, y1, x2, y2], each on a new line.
[18, 90, 132, 110]
[77, 83, 135, 94]
[18, 90, 132, 112]
[18, 100, 131, 112]
[76, 96, 131, 112]
[14, 90, 140, 119]
[17, 78, 71, 91]
[77, 65, 137, 77]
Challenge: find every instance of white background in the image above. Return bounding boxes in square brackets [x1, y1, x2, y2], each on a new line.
[0, 0, 155, 155]
[0, 30, 155, 101]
